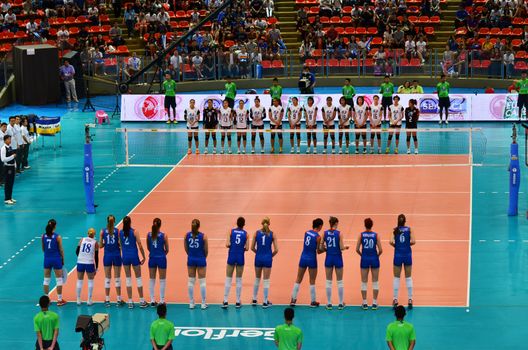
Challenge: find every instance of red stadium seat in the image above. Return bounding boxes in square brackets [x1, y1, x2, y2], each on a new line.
[399, 58, 410, 66]
[261, 60, 272, 69]
[512, 28, 523, 36]
[271, 60, 284, 68]
[418, 16, 429, 24]
[175, 10, 187, 18]
[408, 16, 418, 23]
[316, 58, 327, 66]
[364, 58, 374, 66]
[480, 60, 491, 69]
[328, 58, 339, 67]
[515, 61, 527, 70]
[512, 17, 523, 25]
[65, 16, 76, 25]
[515, 51, 526, 59]
[501, 28, 511, 36]
[335, 27, 344, 34]
[512, 39, 522, 47]
[344, 27, 355, 35]
[116, 45, 129, 55]
[100, 15, 110, 23]
[455, 27, 467, 36]
[429, 16, 440, 24]
[305, 59, 318, 67]
[341, 16, 352, 24]
[489, 27, 500, 36]
[371, 37, 382, 45]
[224, 40, 235, 48]
[320, 16, 329, 24]
[367, 27, 377, 35]
[178, 21, 189, 28]
[355, 27, 366, 35]
[424, 27, 435, 35]
[409, 58, 421, 66]
[312, 49, 323, 58]
[268, 17, 279, 25]
[339, 59, 350, 67]
[470, 60, 481, 68]
[478, 28, 489, 36]
[69, 27, 79, 36]
[330, 16, 340, 24]
[309, 6, 319, 14]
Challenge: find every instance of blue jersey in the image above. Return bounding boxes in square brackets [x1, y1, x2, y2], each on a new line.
[119, 228, 138, 258]
[42, 233, 61, 259]
[186, 232, 206, 258]
[394, 226, 412, 256]
[102, 228, 120, 256]
[361, 231, 378, 257]
[148, 232, 166, 258]
[255, 230, 273, 258]
[301, 230, 319, 259]
[229, 228, 248, 255]
[324, 230, 342, 256]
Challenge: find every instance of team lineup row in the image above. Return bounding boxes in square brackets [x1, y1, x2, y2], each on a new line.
[41, 215, 415, 311]
[179, 95, 421, 155]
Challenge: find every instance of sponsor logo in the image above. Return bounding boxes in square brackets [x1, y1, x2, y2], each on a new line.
[134, 95, 160, 120]
[174, 327, 274, 341]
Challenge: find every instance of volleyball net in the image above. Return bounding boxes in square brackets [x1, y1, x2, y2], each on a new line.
[98, 127, 487, 168]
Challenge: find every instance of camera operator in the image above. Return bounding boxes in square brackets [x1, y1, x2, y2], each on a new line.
[299, 66, 315, 94]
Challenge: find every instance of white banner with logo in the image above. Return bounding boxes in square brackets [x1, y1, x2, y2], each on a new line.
[121, 93, 526, 122]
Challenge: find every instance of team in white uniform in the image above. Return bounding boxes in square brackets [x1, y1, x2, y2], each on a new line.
[250, 97, 266, 153]
[234, 100, 249, 154]
[269, 98, 284, 153]
[337, 97, 352, 154]
[219, 100, 234, 154]
[76, 228, 99, 306]
[369, 95, 383, 154]
[386, 95, 405, 154]
[185, 99, 201, 155]
[321, 97, 337, 154]
[353, 96, 369, 154]
[304, 96, 318, 154]
[287, 97, 303, 153]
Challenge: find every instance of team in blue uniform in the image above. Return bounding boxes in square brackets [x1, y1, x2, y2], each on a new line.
[390, 214, 415, 310]
[223, 217, 249, 308]
[147, 218, 169, 306]
[41, 219, 67, 306]
[100, 215, 125, 307]
[355, 218, 383, 310]
[119, 216, 147, 309]
[320, 217, 349, 310]
[185, 219, 209, 309]
[290, 218, 324, 307]
[251, 217, 279, 308]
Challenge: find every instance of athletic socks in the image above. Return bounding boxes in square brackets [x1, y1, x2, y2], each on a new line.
[263, 279, 270, 303]
[235, 277, 242, 303]
[149, 279, 156, 303]
[224, 277, 233, 302]
[188, 277, 195, 304]
[76, 280, 83, 299]
[337, 280, 344, 305]
[291, 283, 300, 300]
[406, 277, 413, 299]
[393, 277, 400, 300]
[325, 280, 332, 304]
[87, 280, 94, 301]
[199, 278, 206, 304]
[160, 279, 166, 303]
[310, 284, 316, 302]
[253, 278, 260, 300]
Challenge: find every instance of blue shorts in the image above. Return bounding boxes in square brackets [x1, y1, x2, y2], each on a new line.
[255, 256, 272, 268]
[148, 256, 167, 269]
[122, 255, 140, 266]
[299, 256, 317, 269]
[43, 257, 63, 270]
[360, 256, 380, 269]
[227, 253, 245, 266]
[394, 254, 412, 266]
[77, 263, 96, 273]
[103, 255, 122, 267]
[324, 255, 343, 269]
[187, 256, 207, 267]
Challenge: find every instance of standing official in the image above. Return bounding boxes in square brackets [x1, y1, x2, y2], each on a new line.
[60, 60, 78, 103]
[163, 73, 177, 124]
[436, 74, 450, 124]
[0, 123, 6, 186]
[270, 77, 283, 101]
[34, 295, 60, 350]
[150, 304, 174, 350]
[274, 308, 303, 350]
[1, 135, 16, 204]
[342, 78, 356, 107]
[515, 71, 528, 122]
[224, 77, 237, 109]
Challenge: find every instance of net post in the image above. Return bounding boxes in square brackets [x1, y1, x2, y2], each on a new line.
[124, 128, 130, 166]
[83, 124, 96, 214]
[508, 124, 520, 216]
[469, 127, 473, 165]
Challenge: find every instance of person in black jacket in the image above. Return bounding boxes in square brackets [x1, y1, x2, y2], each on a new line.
[203, 99, 219, 154]
[404, 99, 419, 154]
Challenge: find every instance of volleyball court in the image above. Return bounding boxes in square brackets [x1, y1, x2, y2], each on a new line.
[56, 127, 476, 306]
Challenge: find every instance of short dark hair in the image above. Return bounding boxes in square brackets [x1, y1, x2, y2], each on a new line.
[1, 123, 6, 127]
[440, 74, 446, 78]
[364, 218, 373, 230]
[412, 79, 418, 83]
[395, 305, 406, 319]
[4, 135, 11, 141]
[9, 116, 15, 121]
[237, 217, 245, 228]
[39, 295, 50, 309]
[157, 303, 167, 317]
[393, 95, 400, 101]
[273, 77, 278, 82]
[284, 307, 294, 321]
[312, 218, 324, 229]
[345, 78, 351, 83]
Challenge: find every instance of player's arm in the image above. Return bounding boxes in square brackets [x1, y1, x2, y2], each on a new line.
[151, 339, 160, 350]
[41, 237, 45, 252]
[390, 235, 395, 247]
[340, 233, 349, 250]
[135, 229, 146, 264]
[388, 108, 393, 124]
[184, 234, 189, 254]
[226, 231, 231, 248]
[184, 109, 188, 121]
[410, 229, 416, 246]
[332, 107, 337, 121]
[203, 234, 209, 258]
[164, 233, 170, 255]
[386, 341, 396, 350]
[197, 110, 201, 122]
[99, 230, 105, 248]
[318, 235, 326, 252]
[415, 109, 420, 121]
[409, 340, 416, 350]
[251, 232, 258, 253]
[397, 107, 404, 123]
[376, 233, 383, 256]
[355, 232, 362, 256]
[272, 233, 279, 257]
[279, 107, 284, 122]
[75, 238, 82, 256]
[321, 107, 326, 123]
[94, 241, 100, 270]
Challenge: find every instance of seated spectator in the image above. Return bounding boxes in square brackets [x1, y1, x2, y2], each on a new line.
[488, 47, 502, 77]
[393, 26, 405, 49]
[250, 0, 264, 18]
[481, 36, 494, 59]
[320, 0, 333, 17]
[112, 35, 125, 47]
[374, 45, 387, 65]
[127, 52, 141, 77]
[455, 5, 469, 28]
[382, 26, 393, 48]
[40, 17, 50, 38]
[109, 22, 122, 40]
[398, 81, 412, 94]
[405, 35, 416, 60]
[485, 86, 495, 94]
[57, 25, 70, 50]
[26, 18, 38, 36]
[237, 47, 250, 78]
[416, 34, 427, 63]
[296, 7, 308, 29]
[92, 48, 105, 75]
[4, 9, 16, 32]
[326, 25, 338, 44]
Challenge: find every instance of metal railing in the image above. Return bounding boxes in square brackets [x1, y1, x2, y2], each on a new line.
[0, 51, 14, 88]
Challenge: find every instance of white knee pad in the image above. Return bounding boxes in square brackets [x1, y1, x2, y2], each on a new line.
[263, 279, 270, 288]
[361, 282, 368, 291]
[115, 278, 121, 288]
[325, 280, 332, 288]
[56, 277, 63, 286]
[372, 281, 379, 290]
[337, 280, 344, 288]
[136, 277, 143, 288]
[188, 277, 196, 287]
[104, 278, 111, 289]
[43, 277, 51, 286]
[126, 277, 132, 287]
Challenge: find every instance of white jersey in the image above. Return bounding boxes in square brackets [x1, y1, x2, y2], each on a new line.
[235, 107, 249, 129]
[321, 105, 336, 126]
[184, 107, 200, 128]
[219, 107, 233, 127]
[354, 104, 369, 126]
[77, 237, 96, 265]
[389, 104, 405, 126]
[269, 105, 284, 126]
[370, 104, 382, 127]
[250, 106, 266, 126]
[304, 105, 317, 127]
[288, 104, 303, 126]
[337, 104, 351, 126]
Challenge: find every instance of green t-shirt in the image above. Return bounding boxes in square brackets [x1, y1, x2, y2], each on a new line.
[163, 80, 177, 97]
[380, 82, 395, 97]
[385, 321, 416, 350]
[342, 85, 356, 99]
[34, 311, 59, 341]
[515, 78, 528, 95]
[397, 86, 412, 94]
[274, 323, 303, 350]
[270, 85, 283, 99]
[150, 318, 175, 346]
[410, 85, 424, 94]
[225, 82, 237, 99]
[437, 81, 450, 98]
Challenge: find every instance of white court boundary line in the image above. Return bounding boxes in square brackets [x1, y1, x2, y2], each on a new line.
[176, 163, 471, 169]
[467, 164, 473, 308]
[133, 212, 469, 217]
[48, 154, 189, 296]
[154, 189, 470, 194]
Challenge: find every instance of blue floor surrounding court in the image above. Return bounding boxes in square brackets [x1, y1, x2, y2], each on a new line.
[0, 88, 527, 349]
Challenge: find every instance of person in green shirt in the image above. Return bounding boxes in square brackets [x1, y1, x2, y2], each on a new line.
[515, 71, 528, 122]
[397, 81, 412, 94]
[270, 77, 283, 102]
[162, 73, 177, 124]
[342, 78, 356, 107]
[410, 80, 423, 94]
[436, 74, 451, 124]
[386, 306, 416, 350]
[380, 75, 395, 122]
[224, 76, 237, 109]
[274, 308, 303, 350]
[150, 304, 175, 350]
[34, 295, 60, 350]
